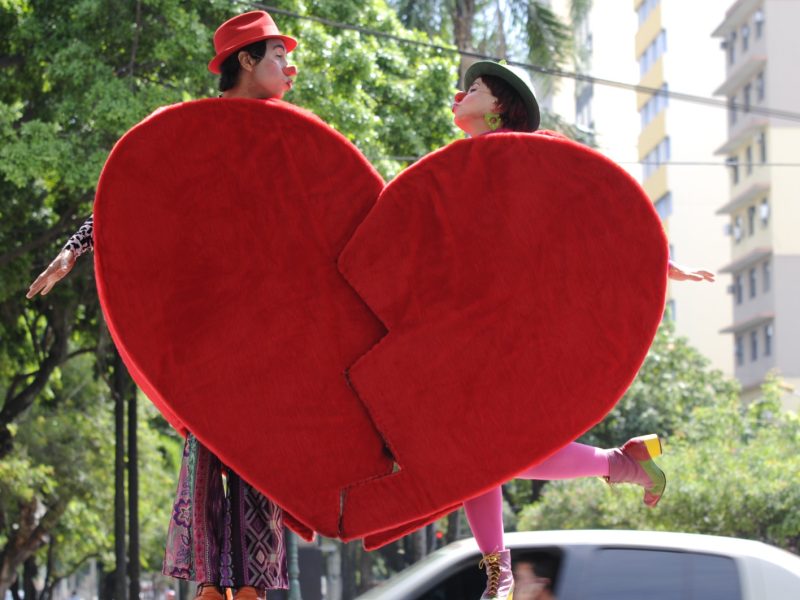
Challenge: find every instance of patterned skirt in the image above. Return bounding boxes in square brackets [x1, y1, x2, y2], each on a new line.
[162, 434, 288, 591]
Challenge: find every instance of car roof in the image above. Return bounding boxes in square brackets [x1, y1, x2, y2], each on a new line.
[356, 529, 800, 599]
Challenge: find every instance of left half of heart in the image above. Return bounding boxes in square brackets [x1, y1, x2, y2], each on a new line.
[94, 98, 393, 539]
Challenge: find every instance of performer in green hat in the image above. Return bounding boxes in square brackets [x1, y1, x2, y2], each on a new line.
[450, 59, 712, 600]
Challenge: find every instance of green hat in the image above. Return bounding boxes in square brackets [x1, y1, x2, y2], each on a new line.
[463, 60, 541, 132]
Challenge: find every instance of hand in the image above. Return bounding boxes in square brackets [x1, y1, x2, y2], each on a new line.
[26, 248, 76, 298]
[668, 261, 715, 283]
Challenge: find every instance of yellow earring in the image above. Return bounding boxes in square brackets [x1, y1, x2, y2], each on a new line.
[484, 113, 502, 131]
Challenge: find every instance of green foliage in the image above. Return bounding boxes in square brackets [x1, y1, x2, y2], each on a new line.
[0, 354, 180, 578]
[518, 374, 800, 553]
[282, 0, 460, 178]
[578, 321, 740, 449]
[0, 0, 459, 589]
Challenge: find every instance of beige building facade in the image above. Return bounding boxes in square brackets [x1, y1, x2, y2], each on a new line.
[713, 0, 800, 408]
[632, 0, 733, 376]
[546, 0, 734, 373]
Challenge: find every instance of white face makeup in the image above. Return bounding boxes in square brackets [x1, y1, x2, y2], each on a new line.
[452, 77, 500, 136]
[242, 38, 297, 99]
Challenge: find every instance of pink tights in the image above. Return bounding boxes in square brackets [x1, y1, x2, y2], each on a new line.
[462, 442, 609, 554]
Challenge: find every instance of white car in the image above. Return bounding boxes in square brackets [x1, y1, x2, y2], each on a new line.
[355, 530, 800, 600]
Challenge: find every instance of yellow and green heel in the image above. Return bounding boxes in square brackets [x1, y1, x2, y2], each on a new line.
[606, 434, 667, 507]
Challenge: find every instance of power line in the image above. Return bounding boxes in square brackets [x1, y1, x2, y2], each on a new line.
[246, 2, 800, 123]
[377, 156, 800, 167]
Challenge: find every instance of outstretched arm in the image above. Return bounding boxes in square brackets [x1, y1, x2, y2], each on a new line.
[26, 215, 93, 298]
[668, 259, 715, 283]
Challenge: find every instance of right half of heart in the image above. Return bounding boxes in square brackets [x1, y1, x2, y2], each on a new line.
[337, 130, 669, 544]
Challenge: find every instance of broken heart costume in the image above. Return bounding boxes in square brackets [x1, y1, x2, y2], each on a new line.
[86, 41, 666, 583]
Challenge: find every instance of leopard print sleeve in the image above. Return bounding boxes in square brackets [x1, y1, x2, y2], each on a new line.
[63, 214, 94, 257]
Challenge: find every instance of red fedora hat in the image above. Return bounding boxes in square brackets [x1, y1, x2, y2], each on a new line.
[208, 11, 298, 74]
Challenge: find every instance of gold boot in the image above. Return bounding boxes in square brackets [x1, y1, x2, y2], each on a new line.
[195, 585, 225, 600]
[232, 586, 265, 600]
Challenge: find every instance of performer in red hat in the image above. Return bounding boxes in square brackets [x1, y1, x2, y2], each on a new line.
[27, 11, 298, 600]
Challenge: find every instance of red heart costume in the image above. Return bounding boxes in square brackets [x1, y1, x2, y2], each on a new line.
[94, 100, 667, 545]
[337, 130, 668, 543]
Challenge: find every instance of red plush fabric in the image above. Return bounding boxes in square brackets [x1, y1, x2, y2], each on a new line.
[94, 99, 393, 538]
[337, 131, 668, 542]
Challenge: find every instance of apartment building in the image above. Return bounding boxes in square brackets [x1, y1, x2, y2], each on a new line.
[631, 1, 733, 375]
[712, 0, 800, 407]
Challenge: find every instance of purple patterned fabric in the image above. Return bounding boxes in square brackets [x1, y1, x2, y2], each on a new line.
[163, 435, 288, 591]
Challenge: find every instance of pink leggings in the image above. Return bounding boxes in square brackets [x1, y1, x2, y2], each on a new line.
[463, 442, 609, 554]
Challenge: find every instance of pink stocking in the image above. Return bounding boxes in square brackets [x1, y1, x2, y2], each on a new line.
[517, 442, 609, 480]
[463, 486, 505, 555]
[462, 443, 609, 554]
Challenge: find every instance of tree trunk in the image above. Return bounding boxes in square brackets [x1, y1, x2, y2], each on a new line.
[495, 0, 508, 57]
[356, 544, 373, 595]
[452, 0, 477, 84]
[10, 576, 21, 600]
[340, 542, 357, 600]
[22, 556, 36, 600]
[113, 353, 127, 600]
[0, 303, 73, 459]
[446, 509, 462, 545]
[410, 529, 427, 564]
[40, 538, 56, 600]
[0, 500, 66, 600]
[100, 566, 115, 600]
[128, 391, 139, 600]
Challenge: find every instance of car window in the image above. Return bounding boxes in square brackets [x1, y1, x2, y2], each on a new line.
[416, 551, 561, 600]
[583, 548, 742, 600]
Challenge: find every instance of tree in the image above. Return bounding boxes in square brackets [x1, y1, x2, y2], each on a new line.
[577, 322, 740, 449]
[1, 1, 459, 597]
[517, 370, 800, 554]
[0, 354, 179, 600]
[389, 0, 579, 84]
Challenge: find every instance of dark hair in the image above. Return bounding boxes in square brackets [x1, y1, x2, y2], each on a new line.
[218, 40, 267, 92]
[480, 74, 531, 132]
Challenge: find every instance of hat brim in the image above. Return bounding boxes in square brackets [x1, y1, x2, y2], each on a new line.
[464, 61, 540, 131]
[208, 34, 298, 74]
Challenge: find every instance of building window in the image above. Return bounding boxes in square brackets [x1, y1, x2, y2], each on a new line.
[734, 273, 743, 304]
[728, 30, 737, 65]
[754, 9, 764, 38]
[743, 84, 752, 113]
[746, 145, 753, 175]
[756, 71, 765, 101]
[750, 330, 758, 361]
[643, 137, 671, 179]
[749, 267, 757, 298]
[664, 298, 676, 321]
[640, 83, 669, 128]
[758, 131, 767, 162]
[760, 198, 770, 225]
[741, 24, 750, 52]
[747, 205, 756, 235]
[638, 0, 660, 25]
[735, 334, 744, 366]
[727, 156, 740, 184]
[728, 96, 737, 125]
[733, 215, 743, 243]
[639, 29, 667, 76]
[763, 260, 771, 292]
[654, 192, 673, 220]
[764, 323, 773, 356]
